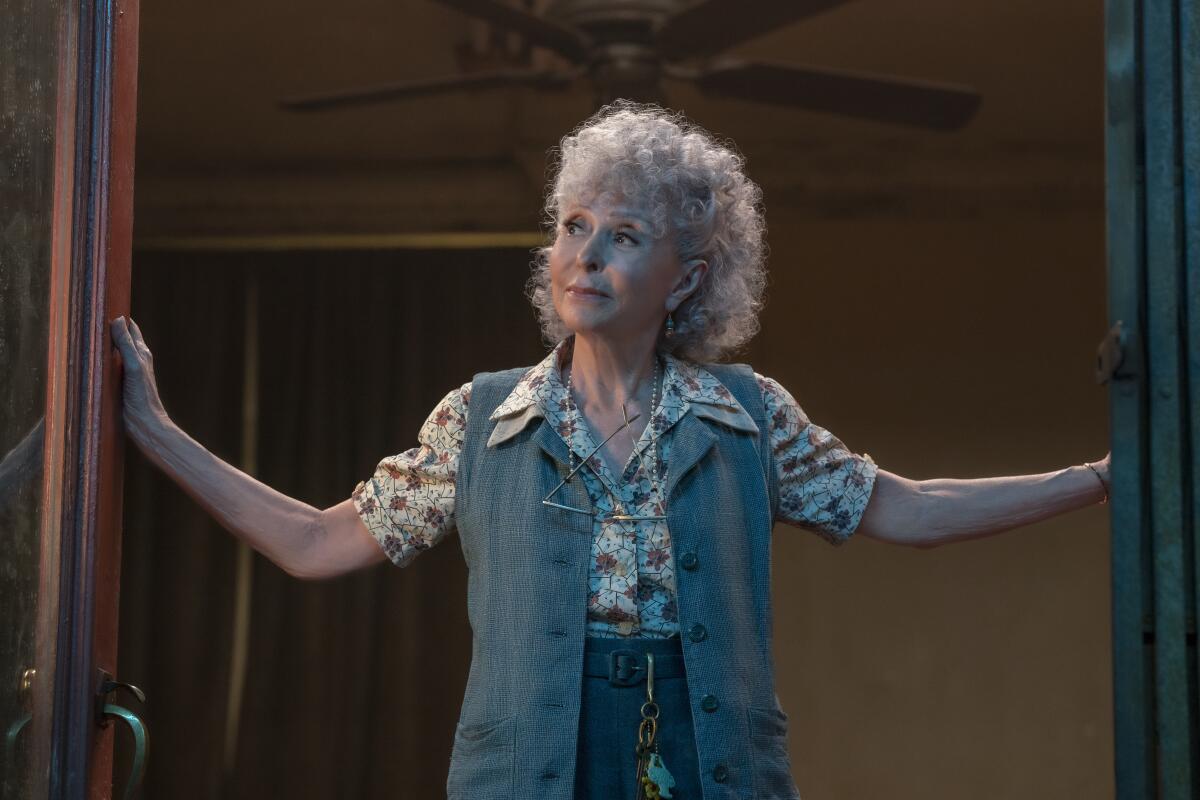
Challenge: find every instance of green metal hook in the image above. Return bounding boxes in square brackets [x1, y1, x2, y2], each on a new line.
[103, 704, 148, 800]
[4, 711, 33, 782]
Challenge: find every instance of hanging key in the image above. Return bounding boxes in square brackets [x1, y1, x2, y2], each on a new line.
[632, 652, 676, 799]
[635, 708, 658, 797]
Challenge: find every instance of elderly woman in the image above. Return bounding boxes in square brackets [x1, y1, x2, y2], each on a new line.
[111, 102, 1110, 800]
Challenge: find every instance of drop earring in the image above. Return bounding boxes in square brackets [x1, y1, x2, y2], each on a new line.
[664, 313, 675, 338]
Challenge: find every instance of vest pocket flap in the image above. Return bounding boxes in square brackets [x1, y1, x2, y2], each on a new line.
[448, 715, 515, 799]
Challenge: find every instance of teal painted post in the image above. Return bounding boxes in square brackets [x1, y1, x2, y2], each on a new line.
[1108, 0, 1200, 796]
[1105, 0, 1155, 796]
[1181, 0, 1200, 778]
[1143, 0, 1195, 796]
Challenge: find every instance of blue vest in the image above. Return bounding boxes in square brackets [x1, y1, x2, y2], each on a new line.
[451, 362, 800, 800]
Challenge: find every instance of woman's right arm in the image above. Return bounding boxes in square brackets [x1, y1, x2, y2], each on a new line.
[111, 316, 386, 579]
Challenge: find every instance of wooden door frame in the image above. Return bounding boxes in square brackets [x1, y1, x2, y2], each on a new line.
[46, 0, 138, 796]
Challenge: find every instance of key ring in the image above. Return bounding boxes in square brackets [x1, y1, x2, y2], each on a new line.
[637, 716, 657, 750]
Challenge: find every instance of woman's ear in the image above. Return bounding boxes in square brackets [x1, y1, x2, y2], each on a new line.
[667, 259, 708, 312]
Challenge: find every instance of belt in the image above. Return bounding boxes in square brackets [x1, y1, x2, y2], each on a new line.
[582, 637, 686, 687]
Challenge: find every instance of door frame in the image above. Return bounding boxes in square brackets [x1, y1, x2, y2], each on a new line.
[45, 0, 138, 796]
[1105, 0, 1200, 797]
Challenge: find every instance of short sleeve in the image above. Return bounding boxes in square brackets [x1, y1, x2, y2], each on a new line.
[350, 381, 471, 567]
[756, 374, 878, 545]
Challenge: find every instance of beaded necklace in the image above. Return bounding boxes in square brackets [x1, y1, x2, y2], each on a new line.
[565, 354, 665, 520]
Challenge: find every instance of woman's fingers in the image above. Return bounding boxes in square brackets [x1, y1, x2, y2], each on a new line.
[110, 317, 137, 363]
[111, 316, 154, 376]
[127, 317, 156, 362]
[112, 316, 143, 349]
[110, 315, 167, 419]
[1096, 452, 1112, 491]
[108, 316, 170, 441]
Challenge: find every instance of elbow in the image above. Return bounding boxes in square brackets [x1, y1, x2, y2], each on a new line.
[877, 530, 943, 549]
[284, 561, 342, 582]
[281, 560, 329, 581]
[857, 469, 940, 549]
[279, 510, 335, 581]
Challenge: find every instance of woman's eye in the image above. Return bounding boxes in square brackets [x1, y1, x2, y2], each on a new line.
[563, 221, 580, 235]
[614, 232, 637, 245]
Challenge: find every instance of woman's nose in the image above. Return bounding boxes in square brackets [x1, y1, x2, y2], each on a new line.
[577, 238, 603, 272]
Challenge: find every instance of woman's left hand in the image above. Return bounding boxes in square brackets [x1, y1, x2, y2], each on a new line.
[1087, 451, 1112, 496]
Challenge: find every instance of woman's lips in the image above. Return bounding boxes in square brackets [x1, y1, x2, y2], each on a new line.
[567, 286, 607, 298]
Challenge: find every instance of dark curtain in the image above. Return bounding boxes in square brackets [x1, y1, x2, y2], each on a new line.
[116, 249, 546, 798]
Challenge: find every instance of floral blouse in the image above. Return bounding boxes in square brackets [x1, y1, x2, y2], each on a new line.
[352, 339, 878, 639]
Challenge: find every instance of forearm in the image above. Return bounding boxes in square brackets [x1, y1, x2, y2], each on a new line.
[908, 464, 1107, 548]
[136, 415, 324, 576]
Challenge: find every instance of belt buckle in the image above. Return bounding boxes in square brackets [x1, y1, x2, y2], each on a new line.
[608, 649, 645, 687]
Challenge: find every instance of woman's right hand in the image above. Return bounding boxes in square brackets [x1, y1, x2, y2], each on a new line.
[110, 315, 170, 444]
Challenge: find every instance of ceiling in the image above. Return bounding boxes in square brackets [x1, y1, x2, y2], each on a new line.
[131, 0, 1106, 236]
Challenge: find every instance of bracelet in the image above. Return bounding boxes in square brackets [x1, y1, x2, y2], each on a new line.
[1083, 462, 1109, 505]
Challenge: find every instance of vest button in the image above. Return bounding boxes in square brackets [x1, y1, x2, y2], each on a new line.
[679, 552, 699, 570]
[712, 763, 729, 783]
[688, 623, 707, 642]
[701, 694, 719, 712]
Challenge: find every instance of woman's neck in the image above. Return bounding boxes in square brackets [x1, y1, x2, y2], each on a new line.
[566, 333, 659, 415]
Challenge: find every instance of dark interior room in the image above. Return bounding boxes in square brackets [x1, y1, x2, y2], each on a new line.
[117, 1, 1112, 797]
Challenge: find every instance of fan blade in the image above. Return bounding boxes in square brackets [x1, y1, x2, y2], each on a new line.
[428, 0, 589, 61]
[657, 0, 854, 61]
[280, 69, 578, 111]
[682, 60, 981, 130]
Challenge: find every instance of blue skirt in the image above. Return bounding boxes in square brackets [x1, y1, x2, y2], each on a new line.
[575, 635, 703, 800]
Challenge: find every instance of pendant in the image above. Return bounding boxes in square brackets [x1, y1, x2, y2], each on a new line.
[645, 752, 676, 798]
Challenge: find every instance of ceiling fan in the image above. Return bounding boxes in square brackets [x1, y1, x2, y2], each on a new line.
[280, 0, 981, 131]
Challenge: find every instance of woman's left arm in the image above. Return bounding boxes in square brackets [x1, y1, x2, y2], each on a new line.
[855, 453, 1111, 548]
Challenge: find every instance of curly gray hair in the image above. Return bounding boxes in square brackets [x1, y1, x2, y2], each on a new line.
[526, 101, 768, 363]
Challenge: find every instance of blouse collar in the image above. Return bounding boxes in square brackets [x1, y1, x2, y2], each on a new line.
[487, 337, 757, 448]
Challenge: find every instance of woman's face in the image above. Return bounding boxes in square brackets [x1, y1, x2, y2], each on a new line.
[549, 194, 703, 343]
